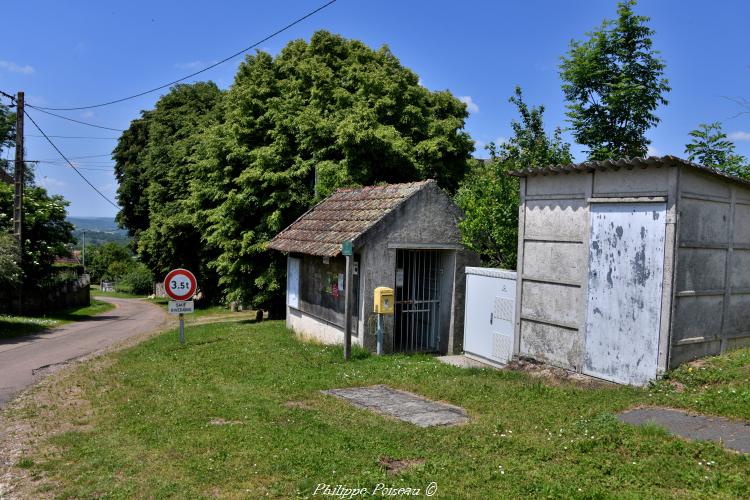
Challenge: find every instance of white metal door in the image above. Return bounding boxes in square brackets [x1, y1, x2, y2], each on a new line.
[463, 269, 516, 365]
[464, 274, 496, 359]
[584, 203, 666, 385]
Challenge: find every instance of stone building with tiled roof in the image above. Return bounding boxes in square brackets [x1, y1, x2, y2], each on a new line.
[268, 180, 478, 354]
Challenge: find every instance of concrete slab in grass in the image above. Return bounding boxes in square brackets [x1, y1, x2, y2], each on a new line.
[322, 385, 469, 428]
[618, 407, 750, 453]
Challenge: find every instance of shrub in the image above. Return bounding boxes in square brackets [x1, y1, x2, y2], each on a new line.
[118, 263, 154, 295]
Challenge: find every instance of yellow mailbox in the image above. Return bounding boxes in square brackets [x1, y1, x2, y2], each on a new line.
[374, 287, 395, 315]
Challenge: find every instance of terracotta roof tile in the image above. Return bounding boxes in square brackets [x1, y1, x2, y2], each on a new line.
[268, 180, 434, 256]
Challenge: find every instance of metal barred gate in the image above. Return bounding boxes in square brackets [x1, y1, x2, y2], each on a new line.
[394, 249, 442, 352]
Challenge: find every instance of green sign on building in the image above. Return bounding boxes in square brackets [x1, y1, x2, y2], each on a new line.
[341, 240, 353, 256]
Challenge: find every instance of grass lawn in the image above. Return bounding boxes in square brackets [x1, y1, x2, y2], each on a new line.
[9, 321, 750, 498]
[0, 300, 115, 339]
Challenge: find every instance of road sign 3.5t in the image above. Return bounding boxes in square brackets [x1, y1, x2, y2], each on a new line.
[164, 268, 197, 301]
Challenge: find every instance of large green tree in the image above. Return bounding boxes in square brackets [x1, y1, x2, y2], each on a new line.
[86, 241, 132, 283]
[560, 0, 670, 160]
[0, 182, 74, 288]
[113, 113, 151, 243]
[0, 233, 21, 288]
[685, 122, 749, 178]
[114, 82, 224, 296]
[187, 30, 473, 309]
[456, 87, 572, 268]
[116, 32, 473, 309]
[0, 102, 15, 176]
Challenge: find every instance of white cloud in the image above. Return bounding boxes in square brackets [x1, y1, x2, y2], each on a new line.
[26, 95, 46, 106]
[729, 131, 750, 142]
[174, 60, 209, 70]
[0, 60, 34, 74]
[82, 111, 95, 119]
[494, 136, 508, 145]
[647, 145, 661, 157]
[458, 95, 479, 114]
[39, 176, 66, 189]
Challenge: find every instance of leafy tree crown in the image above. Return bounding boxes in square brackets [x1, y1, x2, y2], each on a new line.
[560, 0, 670, 160]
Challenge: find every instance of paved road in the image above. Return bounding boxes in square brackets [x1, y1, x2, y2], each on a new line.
[0, 297, 167, 408]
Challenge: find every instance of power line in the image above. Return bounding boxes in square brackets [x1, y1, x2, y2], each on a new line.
[26, 134, 119, 140]
[29, 0, 338, 111]
[23, 105, 125, 132]
[41, 162, 113, 166]
[39, 153, 112, 160]
[7, 159, 113, 166]
[23, 109, 119, 208]
[38, 162, 114, 172]
[6, 160, 112, 171]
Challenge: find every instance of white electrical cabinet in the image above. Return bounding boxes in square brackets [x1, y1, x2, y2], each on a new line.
[463, 267, 517, 366]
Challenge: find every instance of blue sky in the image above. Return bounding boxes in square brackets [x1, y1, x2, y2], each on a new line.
[2, 0, 749, 217]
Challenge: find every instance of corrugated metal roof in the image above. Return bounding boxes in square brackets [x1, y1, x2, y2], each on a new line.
[508, 155, 750, 188]
[267, 180, 434, 257]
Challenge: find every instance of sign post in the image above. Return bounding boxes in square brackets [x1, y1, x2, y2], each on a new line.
[342, 240, 353, 361]
[164, 268, 198, 344]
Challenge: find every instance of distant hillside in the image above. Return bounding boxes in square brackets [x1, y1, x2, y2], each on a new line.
[68, 216, 122, 232]
[67, 217, 129, 248]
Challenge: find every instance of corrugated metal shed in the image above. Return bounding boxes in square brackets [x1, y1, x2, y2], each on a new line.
[509, 155, 750, 188]
[268, 180, 433, 257]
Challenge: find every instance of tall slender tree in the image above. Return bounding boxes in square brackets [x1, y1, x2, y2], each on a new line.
[560, 0, 670, 160]
[456, 87, 572, 268]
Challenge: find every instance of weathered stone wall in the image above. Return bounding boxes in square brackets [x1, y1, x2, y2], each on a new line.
[1, 274, 91, 315]
[356, 183, 479, 354]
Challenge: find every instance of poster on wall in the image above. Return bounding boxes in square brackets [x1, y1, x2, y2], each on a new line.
[396, 268, 404, 288]
[287, 258, 300, 309]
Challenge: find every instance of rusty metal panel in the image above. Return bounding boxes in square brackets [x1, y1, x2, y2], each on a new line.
[584, 203, 666, 385]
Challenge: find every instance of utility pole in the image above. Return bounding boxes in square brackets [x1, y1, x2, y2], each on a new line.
[13, 91, 24, 314]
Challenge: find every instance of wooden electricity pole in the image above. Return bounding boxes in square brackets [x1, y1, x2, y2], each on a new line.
[13, 91, 24, 313]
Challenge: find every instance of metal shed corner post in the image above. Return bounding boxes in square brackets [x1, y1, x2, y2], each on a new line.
[513, 177, 526, 355]
[660, 165, 681, 373]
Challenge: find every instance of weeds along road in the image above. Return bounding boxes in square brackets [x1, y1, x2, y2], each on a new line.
[0, 297, 167, 407]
